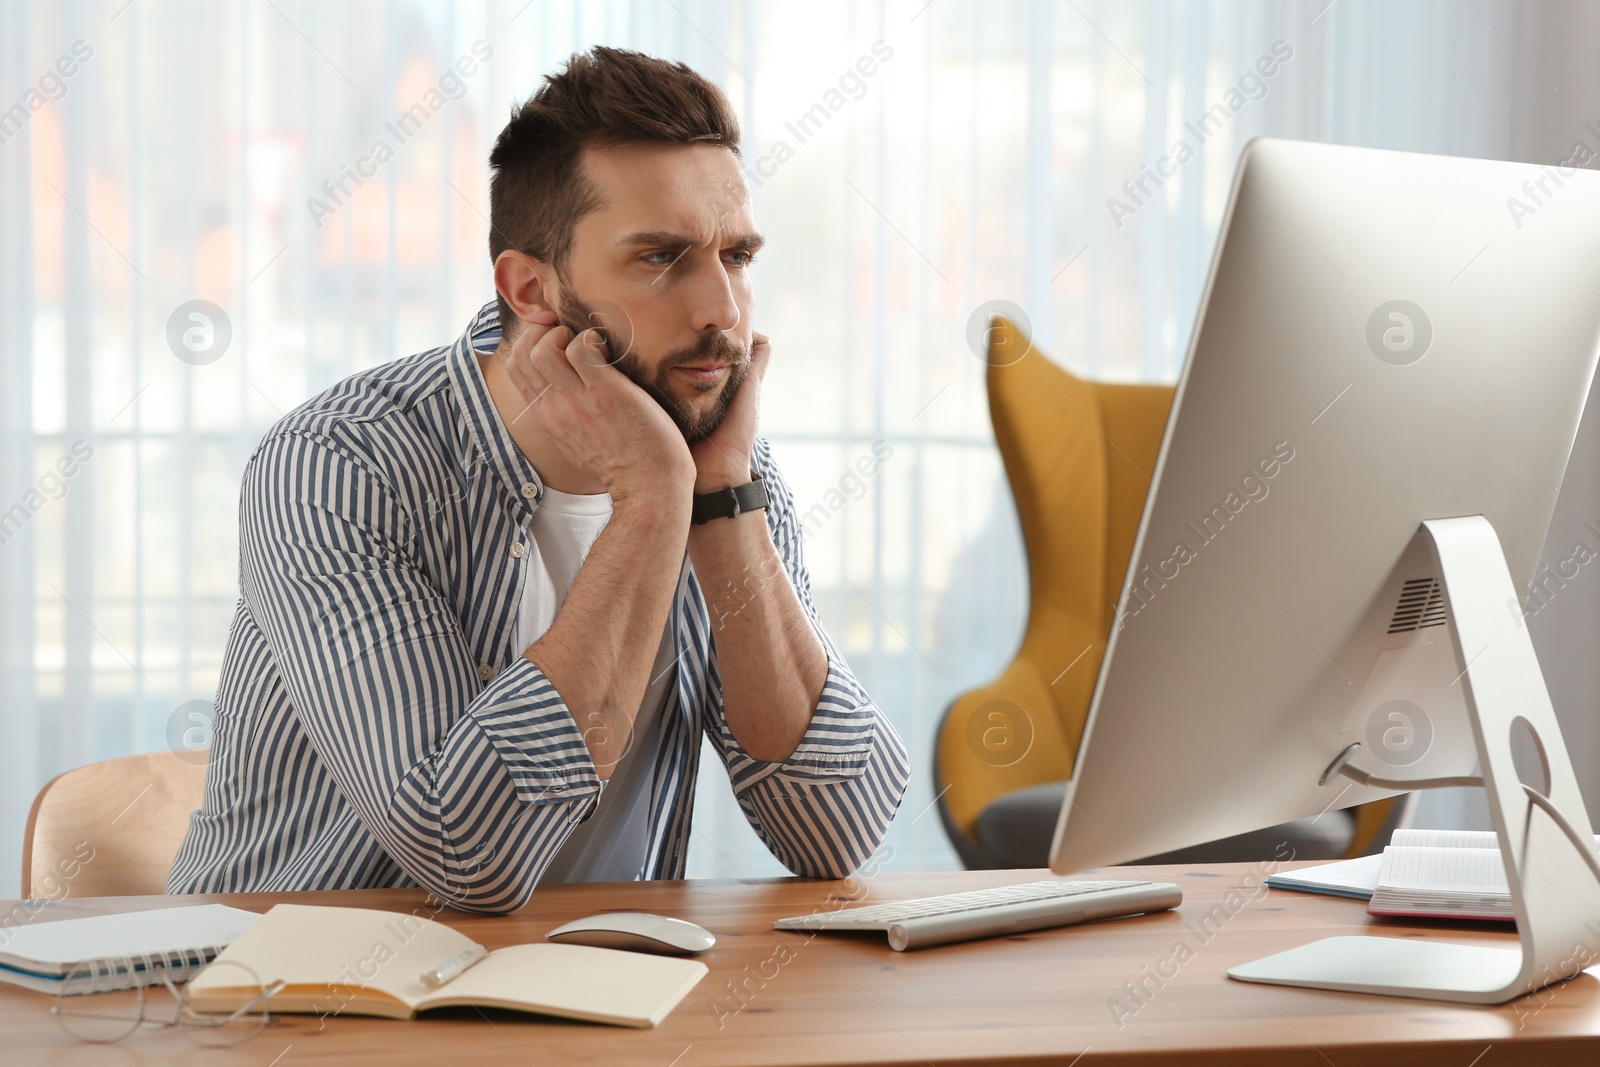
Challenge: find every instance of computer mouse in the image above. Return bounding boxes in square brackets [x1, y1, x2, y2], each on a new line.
[545, 912, 716, 956]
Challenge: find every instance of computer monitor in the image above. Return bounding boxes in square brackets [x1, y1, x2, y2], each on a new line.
[1048, 137, 1600, 1003]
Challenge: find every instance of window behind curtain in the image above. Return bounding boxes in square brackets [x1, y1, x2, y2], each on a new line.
[0, 0, 1542, 893]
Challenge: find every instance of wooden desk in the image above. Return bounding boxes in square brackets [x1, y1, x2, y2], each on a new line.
[3, 863, 1598, 1065]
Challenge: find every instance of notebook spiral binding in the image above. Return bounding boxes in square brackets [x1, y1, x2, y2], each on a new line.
[59, 944, 227, 996]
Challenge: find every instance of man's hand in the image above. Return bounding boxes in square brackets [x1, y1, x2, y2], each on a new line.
[683, 332, 823, 763]
[690, 332, 770, 494]
[504, 317, 697, 505]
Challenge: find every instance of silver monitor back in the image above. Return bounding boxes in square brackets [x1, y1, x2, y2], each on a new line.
[1050, 137, 1600, 875]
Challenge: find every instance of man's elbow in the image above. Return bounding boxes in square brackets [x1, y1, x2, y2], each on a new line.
[416, 858, 545, 915]
[439, 889, 523, 915]
[782, 836, 894, 882]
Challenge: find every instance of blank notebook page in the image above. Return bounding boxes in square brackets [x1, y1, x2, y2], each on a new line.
[417, 943, 709, 1026]
[188, 903, 474, 1005]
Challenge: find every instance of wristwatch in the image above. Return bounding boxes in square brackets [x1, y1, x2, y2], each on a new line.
[691, 474, 769, 525]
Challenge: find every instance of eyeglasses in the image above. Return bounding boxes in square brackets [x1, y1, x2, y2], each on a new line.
[51, 957, 284, 1047]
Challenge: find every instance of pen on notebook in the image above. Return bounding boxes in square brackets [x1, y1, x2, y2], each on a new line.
[421, 944, 488, 988]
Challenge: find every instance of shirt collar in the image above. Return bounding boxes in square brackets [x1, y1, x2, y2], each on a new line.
[447, 300, 546, 518]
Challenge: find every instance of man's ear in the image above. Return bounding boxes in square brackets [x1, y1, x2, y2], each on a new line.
[493, 250, 561, 329]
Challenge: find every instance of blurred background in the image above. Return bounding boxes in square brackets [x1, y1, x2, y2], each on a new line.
[4, 0, 1600, 894]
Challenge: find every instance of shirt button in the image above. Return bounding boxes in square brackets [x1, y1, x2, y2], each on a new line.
[509, 542, 526, 559]
[520, 482, 539, 499]
[478, 664, 494, 682]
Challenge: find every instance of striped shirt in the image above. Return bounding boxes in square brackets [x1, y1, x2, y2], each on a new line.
[167, 301, 910, 912]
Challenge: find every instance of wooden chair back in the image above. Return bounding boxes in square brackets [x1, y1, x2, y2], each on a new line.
[22, 751, 208, 898]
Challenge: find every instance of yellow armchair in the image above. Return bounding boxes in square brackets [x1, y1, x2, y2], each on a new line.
[935, 316, 1402, 868]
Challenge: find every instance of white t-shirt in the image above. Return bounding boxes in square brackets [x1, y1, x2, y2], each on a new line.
[512, 483, 676, 884]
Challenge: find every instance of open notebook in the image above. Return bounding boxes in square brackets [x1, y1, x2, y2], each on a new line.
[185, 904, 707, 1028]
[1363, 828, 1600, 921]
[1268, 828, 1600, 921]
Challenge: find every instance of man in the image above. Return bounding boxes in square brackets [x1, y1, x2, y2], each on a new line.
[167, 47, 909, 912]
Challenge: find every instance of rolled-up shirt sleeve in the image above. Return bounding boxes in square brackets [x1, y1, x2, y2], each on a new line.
[240, 428, 596, 912]
[701, 439, 911, 878]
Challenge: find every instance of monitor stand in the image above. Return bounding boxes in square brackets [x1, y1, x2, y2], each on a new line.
[1228, 515, 1600, 1004]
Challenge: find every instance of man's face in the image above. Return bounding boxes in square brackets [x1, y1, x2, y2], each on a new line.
[552, 143, 761, 444]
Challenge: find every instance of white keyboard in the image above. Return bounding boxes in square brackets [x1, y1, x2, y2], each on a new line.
[773, 879, 1182, 951]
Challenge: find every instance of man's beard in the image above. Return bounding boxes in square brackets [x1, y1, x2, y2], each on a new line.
[558, 290, 750, 445]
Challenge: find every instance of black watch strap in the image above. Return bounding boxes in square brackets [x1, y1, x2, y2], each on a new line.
[692, 475, 769, 525]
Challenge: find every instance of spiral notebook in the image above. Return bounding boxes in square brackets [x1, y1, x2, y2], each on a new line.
[0, 904, 262, 995]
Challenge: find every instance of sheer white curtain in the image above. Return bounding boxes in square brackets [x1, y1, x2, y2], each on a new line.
[3, 0, 1590, 893]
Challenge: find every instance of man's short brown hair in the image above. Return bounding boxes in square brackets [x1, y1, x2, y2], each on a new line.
[487, 46, 742, 331]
